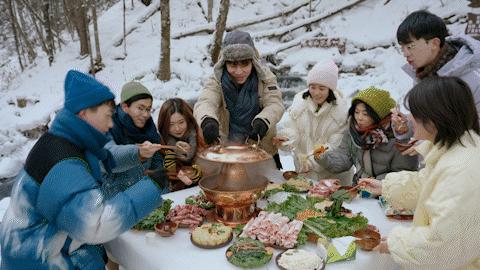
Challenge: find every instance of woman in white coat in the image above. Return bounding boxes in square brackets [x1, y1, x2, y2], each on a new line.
[274, 60, 353, 184]
[359, 77, 480, 270]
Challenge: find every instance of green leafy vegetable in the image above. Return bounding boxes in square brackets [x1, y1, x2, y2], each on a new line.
[282, 184, 300, 193]
[331, 189, 353, 202]
[226, 238, 272, 268]
[264, 194, 323, 220]
[296, 227, 308, 246]
[303, 214, 368, 239]
[132, 199, 173, 230]
[262, 187, 283, 198]
[233, 224, 245, 237]
[185, 191, 214, 209]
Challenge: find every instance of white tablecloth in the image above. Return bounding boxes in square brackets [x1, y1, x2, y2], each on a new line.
[105, 185, 409, 270]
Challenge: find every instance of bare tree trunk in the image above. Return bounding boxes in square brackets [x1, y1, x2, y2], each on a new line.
[207, 0, 213, 22]
[19, 37, 28, 67]
[43, 0, 54, 65]
[53, 0, 62, 51]
[29, 10, 49, 54]
[62, 0, 75, 40]
[13, 0, 36, 63]
[65, 0, 89, 56]
[17, 2, 29, 35]
[157, 0, 171, 81]
[210, 0, 229, 65]
[131, 0, 134, 9]
[6, 0, 24, 71]
[123, 0, 127, 56]
[19, 0, 66, 46]
[83, 0, 94, 74]
[92, 0, 103, 70]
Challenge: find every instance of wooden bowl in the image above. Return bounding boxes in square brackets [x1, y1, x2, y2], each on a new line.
[352, 226, 381, 251]
[154, 221, 178, 237]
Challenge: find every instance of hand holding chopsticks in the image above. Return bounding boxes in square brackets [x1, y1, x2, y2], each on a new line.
[136, 141, 176, 161]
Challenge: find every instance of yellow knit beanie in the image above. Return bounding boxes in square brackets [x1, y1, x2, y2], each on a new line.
[352, 86, 396, 119]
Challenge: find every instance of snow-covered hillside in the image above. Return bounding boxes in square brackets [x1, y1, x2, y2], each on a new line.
[0, 0, 474, 178]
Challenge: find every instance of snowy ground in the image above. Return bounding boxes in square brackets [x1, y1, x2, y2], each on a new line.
[0, 0, 473, 179]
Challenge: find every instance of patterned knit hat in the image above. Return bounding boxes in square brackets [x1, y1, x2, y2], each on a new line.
[221, 30, 256, 61]
[64, 70, 115, 113]
[307, 59, 338, 90]
[352, 86, 396, 119]
[121, 81, 152, 103]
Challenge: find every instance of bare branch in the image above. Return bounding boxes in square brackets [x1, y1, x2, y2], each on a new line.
[253, 0, 367, 39]
[172, 0, 310, 39]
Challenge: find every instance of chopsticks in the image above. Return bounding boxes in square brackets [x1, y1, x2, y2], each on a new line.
[157, 145, 177, 150]
[334, 184, 361, 198]
[135, 143, 177, 150]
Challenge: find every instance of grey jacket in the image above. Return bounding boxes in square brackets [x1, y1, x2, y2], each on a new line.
[402, 34, 480, 115]
[316, 128, 419, 184]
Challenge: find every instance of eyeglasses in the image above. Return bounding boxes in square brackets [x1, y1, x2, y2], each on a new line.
[400, 43, 417, 53]
[133, 106, 152, 114]
[395, 38, 432, 55]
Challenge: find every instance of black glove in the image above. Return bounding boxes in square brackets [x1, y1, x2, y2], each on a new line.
[249, 119, 268, 141]
[201, 117, 220, 145]
[146, 168, 168, 190]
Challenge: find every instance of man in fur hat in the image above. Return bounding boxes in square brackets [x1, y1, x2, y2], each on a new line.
[194, 30, 285, 169]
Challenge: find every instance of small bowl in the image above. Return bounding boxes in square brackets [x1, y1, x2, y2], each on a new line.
[282, 171, 298, 180]
[155, 221, 178, 237]
[353, 227, 381, 251]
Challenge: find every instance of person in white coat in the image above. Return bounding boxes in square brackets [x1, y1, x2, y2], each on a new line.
[273, 59, 353, 184]
[359, 77, 480, 270]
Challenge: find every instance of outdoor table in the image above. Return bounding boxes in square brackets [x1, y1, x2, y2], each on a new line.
[105, 184, 409, 270]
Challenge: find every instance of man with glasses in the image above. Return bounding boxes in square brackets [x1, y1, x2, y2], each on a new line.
[194, 30, 285, 169]
[392, 10, 480, 146]
[104, 82, 177, 198]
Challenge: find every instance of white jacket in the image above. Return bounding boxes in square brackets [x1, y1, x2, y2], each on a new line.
[277, 90, 353, 184]
[383, 131, 480, 270]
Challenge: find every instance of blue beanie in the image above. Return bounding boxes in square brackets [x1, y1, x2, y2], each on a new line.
[64, 70, 115, 113]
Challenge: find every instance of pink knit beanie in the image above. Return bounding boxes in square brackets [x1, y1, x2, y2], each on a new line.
[306, 59, 339, 90]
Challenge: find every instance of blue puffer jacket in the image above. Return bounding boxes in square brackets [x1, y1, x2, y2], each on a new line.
[103, 140, 165, 198]
[103, 105, 165, 198]
[0, 109, 164, 270]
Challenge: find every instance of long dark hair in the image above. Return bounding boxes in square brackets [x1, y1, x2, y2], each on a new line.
[348, 100, 381, 124]
[405, 77, 480, 149]
[157, 98, 205, 148]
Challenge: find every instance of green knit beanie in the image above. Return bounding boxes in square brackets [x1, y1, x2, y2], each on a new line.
[121, 81, 152, 103]
[352, 86, 396, 119]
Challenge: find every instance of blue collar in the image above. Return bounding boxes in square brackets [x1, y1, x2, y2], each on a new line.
[49, 109, 115, 176]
